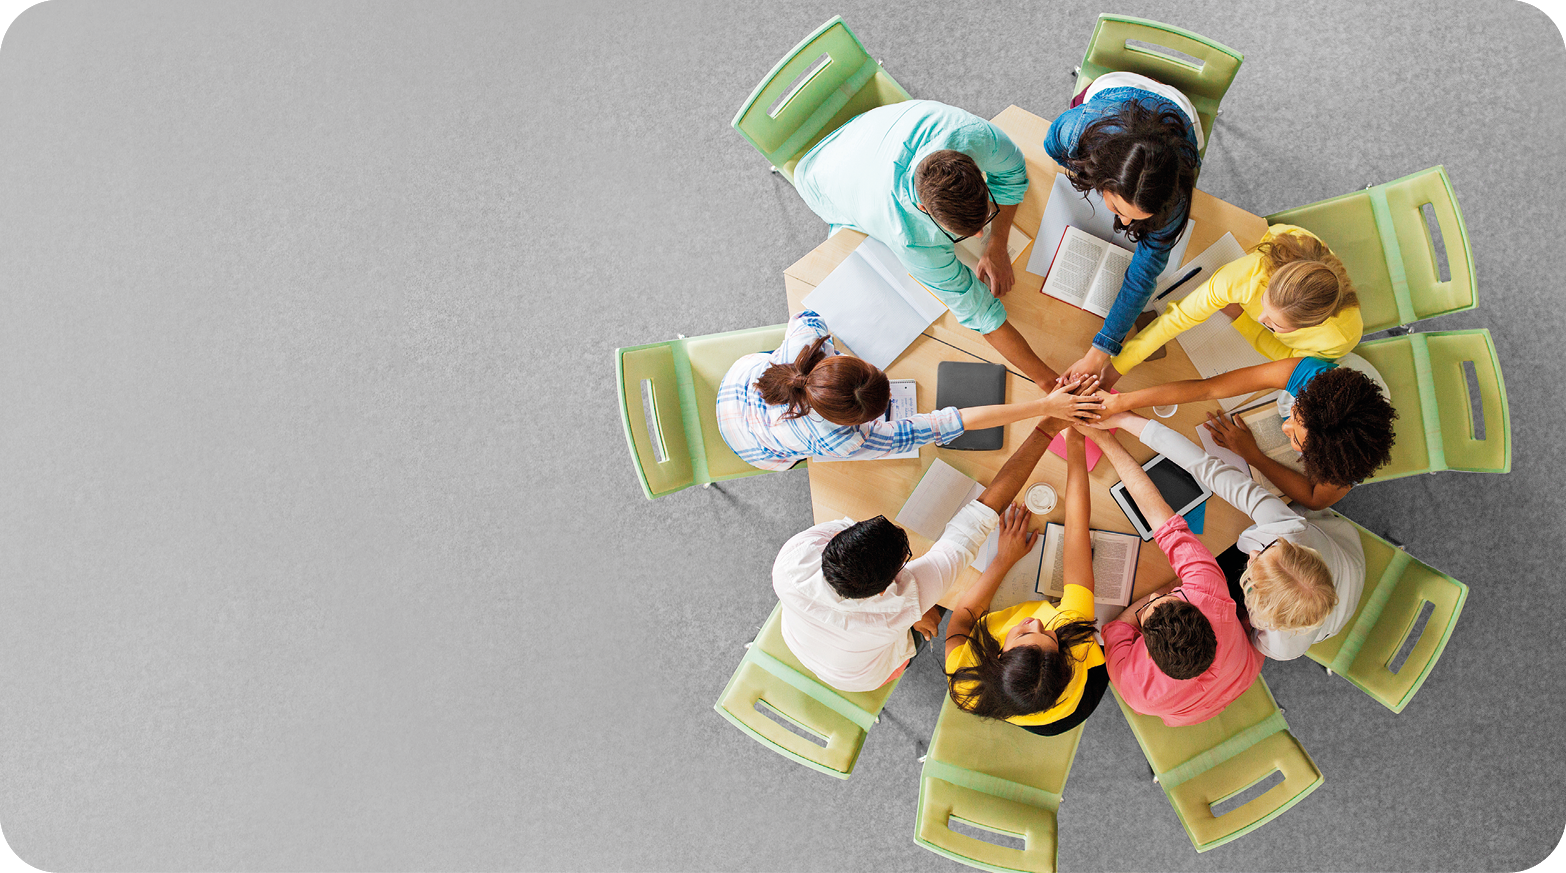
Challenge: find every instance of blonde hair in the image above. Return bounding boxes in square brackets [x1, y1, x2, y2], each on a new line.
[1256, 231, 1358, 328]
[1242, 539, 1337, 631]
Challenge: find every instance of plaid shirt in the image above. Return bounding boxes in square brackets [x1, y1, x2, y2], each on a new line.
[716, 310, 964, 471]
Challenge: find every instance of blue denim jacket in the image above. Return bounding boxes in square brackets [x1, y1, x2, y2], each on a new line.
[1043, 87, 1199, 355]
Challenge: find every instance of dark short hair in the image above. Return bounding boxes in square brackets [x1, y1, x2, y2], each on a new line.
[820, 517, 910, 599]
[1142, 600, 1216, 680]
[914, 150, 989, 237]
[1294, 367, 1398, 486]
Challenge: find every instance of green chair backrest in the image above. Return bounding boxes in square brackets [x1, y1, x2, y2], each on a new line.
[1265, 166, 1476, 332]
[1077, 14, 1243, 160]
[914, 697, 1083, 873]
[615, 324, 787, 499]
[732, 16, 912, 182]
[1353, 328, 1511, 483]
[1307, 514, 1470, 713]
[1113, 678, 1323, 853]
[714, 603, 902, 779]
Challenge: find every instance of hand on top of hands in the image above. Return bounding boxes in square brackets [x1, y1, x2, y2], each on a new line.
[1057, 348, 1122, 389]
[993, 503, 1036, 568]
[1042, 374, 1103, 422]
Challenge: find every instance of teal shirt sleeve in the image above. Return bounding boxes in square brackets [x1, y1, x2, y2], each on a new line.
[897, 243, 1009, 334]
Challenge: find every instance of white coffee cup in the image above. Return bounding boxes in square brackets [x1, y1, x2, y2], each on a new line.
[1153, 404, 1178, 418]
[1025, 482, 1058, 514]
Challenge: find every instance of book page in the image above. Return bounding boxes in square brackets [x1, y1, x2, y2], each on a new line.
[1083, 245, 1133, 317]
[895, 459, 985, 542]
[857, 236, 948, 323]
[1239, 406, 1307, 472]
[1176, 310, 1274, 411]
[801, 238, 945, 371]
[1038, 524, 1140, 606]
[1028, 174, 1133, 278]
[1042, 227, 1108, 307]
[982, 532, 1050, 612]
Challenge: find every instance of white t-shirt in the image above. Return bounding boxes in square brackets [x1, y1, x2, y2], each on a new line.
[1084, 71, 1206, 149]
[772, 501, 999, 692]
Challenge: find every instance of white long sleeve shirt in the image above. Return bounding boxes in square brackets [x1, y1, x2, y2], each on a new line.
[1139, 421, 1365, 661]
[772, 501, 999, 691]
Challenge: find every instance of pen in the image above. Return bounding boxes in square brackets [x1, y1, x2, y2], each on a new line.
[1154, 266, 1202, 301]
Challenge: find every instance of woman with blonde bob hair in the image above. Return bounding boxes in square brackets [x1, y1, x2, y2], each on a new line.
[1108, 225, 1363, 380]
[1091, 409, 1365, 661]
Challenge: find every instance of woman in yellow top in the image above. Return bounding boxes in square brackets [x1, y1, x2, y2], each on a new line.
[943, 427, 1106, 736]
[1108, 225, 1363, 380]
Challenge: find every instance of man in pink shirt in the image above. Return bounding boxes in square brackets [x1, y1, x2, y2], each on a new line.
[1085, 423, 1263, 726]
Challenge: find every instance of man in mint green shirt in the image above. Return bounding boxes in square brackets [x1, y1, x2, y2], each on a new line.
[794, 100, 1058, 387]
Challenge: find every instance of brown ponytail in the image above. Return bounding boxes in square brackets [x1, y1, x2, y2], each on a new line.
[755, 336, 890, 426]
[1256, 231, 1359, 328]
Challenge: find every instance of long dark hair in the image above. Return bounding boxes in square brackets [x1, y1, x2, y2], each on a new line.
[1063, 100, 1199, 243]
[946, 612, 1099, 720]
[755, 335, 889, 426]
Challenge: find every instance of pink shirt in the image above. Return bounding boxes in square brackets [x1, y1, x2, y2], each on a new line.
[1104, 516, 1263, 726]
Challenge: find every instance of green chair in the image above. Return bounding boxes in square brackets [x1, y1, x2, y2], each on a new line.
[1113, 677, 1323, 853]
[733, 16, 911, 183]
[714, 604, 902, 779]
[1353, 328, 1511, 483]
[1265, 166, 1476, 333]
[1307, 513, 1469, 713]
[1074, 14, 1244, 160]
[616, 324, 792, 500]
[914, 698, 1084, 873]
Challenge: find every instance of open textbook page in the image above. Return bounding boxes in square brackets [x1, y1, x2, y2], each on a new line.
[954, 223, 1034, 272]
[974, 522, 1140, 611]
[894, 459, 984, 542]
[1029, 173, 1194, 292]
[1235, 401, 1306, 495]
[1040, 226, 1132, 316]
[801, 236, 946, 370]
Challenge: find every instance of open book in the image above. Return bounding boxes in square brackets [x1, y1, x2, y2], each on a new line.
[894, 459, 984, 541]
[801, 236, 947, 370]
[1235, 401, 1305, 496]
[1039, 225, 1132, 317]
[976, 522, 1142, 612]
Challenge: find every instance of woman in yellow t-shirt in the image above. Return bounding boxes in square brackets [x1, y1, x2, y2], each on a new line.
[942, 428, 1107, 736]
[1108, 225, 1362, 380]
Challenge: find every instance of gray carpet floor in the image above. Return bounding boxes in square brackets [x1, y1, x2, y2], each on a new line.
[0, 0, 1563, 870]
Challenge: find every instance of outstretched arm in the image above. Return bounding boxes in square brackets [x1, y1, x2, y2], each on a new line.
[977, 419, 1063, 513]
[1062, 428, 1095, 596]
[945, 504, 1035, 659]
[983, 319, 1060, 389]
[1083, 421, 1175, 531]
[1101, 356, 1298, 416]
[959, 375, 1102, 430]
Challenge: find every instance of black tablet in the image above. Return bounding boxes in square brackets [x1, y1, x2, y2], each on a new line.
[934, 360, 1007, 451]
[1109, 453, 1213, 540]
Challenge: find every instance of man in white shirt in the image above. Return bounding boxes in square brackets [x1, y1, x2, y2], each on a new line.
[772, 418, 1067, 692]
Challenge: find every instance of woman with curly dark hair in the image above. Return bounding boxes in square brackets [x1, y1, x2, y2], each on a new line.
[941, 428, 1107, 735]
[1044, 73, 1203, 388]
[1097, 354, 1398, 510]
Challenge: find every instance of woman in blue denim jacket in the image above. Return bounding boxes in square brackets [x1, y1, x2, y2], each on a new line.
[1044, 73, 1202, 388]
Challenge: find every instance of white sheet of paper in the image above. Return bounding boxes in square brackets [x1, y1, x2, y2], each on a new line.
[1148, 232, 1245, 316]
[1028, 175, 1131, 278]
[1197, 422, 1250, 473]
[895, 459, 985, 542]
[955, 223, 1033, 272]
[801, 237, 946, 371]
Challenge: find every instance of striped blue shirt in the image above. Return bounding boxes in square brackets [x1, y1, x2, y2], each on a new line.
[716, 310, 965, 471]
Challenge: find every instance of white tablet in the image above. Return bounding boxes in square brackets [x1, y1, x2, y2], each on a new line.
[1109, 453, 1214, 541]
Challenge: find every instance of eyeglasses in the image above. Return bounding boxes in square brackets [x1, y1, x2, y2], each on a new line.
[1239, 539, 1281, 595]
[932, 189, 1000, 244]
[1136, 588, 1190, 626]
